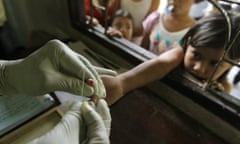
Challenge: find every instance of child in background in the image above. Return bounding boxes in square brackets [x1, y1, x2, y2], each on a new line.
[141, 0, 197, 55]
[118, 0, 160, 37]
[101, 12, 240, 105]
[111, 0, 160, 45]
[106, 9, 133, 41]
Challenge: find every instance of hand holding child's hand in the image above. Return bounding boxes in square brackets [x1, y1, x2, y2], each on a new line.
[27, 99, 111, 144]
[0, 39, 116, 98]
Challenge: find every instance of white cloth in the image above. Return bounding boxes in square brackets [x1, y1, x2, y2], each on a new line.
[121, 0, 151, 32]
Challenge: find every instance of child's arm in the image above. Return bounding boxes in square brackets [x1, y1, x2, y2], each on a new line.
[103, 47, 184, 105]
[141, 11, 160, 49]
[141, 31, 151, 50]
[147, 0, 160, 17]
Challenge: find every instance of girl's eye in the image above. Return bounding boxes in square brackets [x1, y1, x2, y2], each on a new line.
[193, 51, 201, 60]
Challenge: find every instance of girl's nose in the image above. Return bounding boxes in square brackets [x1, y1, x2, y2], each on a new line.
[193, 61, 208, 75]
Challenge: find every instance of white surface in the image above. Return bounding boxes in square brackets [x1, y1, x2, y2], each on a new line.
[227, 66, 240, 99]
[54, 91, 90, 112]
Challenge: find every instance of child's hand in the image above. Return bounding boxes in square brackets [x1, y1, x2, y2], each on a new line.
[101, 75, 124, 106]
[208, 81, 225, 91]
[85, 15, 100, 26]
[106, 27, 123, 38]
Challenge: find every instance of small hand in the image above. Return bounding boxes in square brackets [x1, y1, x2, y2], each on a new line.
[208, 81, 225, 91]
[81, 99, 111, 143]
[106, 27, 123, 38]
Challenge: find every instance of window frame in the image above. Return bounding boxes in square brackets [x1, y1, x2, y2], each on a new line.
[67, 0, 240, 130]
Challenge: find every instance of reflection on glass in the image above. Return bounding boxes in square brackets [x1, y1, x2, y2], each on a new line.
[0, 94, 58, 137]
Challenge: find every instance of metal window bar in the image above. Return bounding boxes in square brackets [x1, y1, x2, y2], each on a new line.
[203, 0, 235, 89]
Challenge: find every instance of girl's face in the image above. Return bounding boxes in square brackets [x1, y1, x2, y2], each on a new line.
[184, 45, 232, 82]
[112, 17, 133, 40]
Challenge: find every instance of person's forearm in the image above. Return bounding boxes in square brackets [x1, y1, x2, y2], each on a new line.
[119, 47, 184, 94]
[148, 0, 160, 15]
[140, 32, 150, 50]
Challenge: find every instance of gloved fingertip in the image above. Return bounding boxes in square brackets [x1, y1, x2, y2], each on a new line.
[76, 84, 94, 97]
[81, 102, 98, 123]
[96, 99, 111, 119]
[94, 66, 118, 76]
[107, 70, 118, 76]
[81, 101, 90, 114]
[94, 89, 106, 99]
[97, 99, 108, 108]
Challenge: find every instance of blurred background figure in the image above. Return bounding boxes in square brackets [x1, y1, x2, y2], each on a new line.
[118, 0, 160, 37]
[106, 9, 133, 41]
[84, 0, 160, 45]
[113, 0, 160, 45]
[141, 0, 197, 55]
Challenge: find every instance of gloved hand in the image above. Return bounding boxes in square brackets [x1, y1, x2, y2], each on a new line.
[27, 99, 111, 144]
[81, 99, 111, 144]
[0, 39, 117, 98]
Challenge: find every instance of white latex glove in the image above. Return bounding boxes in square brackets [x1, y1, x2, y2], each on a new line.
[27, 99, 111, 144]
[0, 39, 117, 98]
[81, 100, 111, 144]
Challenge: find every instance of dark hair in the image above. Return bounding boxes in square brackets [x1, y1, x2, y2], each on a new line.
[194, 0, 204, 3]
[107, 9, 133, 27]
[181, 12, 240, 60]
